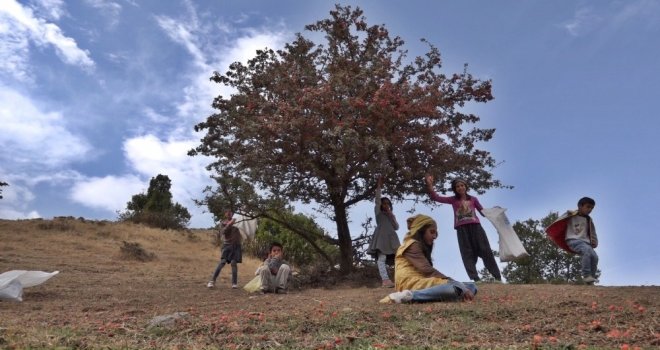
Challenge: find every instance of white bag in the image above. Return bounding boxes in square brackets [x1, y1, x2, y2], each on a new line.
[482, 207, 529, 262]
[234, 214, 258, 241]
[0, 270, 60, 302]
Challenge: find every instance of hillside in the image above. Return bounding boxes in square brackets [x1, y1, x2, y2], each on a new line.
[1, 218, 658, 349]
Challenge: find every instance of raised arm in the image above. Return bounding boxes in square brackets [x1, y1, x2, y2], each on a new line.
[374, 176, 383, 214]
[425, 174, 453, 204]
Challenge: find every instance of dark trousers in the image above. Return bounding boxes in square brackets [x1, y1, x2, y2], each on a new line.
[456, 223, 501, 281]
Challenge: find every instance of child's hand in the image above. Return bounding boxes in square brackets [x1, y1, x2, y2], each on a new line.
[425, 174, 434, 187]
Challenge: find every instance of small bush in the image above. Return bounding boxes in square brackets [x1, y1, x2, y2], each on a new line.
[37, 219, 74, 231]
[293, 261, 380, 289]
[119, 241, 156, 262]
[96, 231, 111, 238]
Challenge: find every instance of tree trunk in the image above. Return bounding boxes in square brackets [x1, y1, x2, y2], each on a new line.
[333, 203, 353, 274]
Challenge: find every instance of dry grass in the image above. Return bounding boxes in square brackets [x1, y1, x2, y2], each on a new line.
[1, 218, 658, 349]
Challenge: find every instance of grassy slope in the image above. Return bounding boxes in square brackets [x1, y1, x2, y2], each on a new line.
[1, 218, 658, 349]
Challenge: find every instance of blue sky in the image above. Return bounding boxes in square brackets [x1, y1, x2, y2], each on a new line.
[1, 0, 658, 286]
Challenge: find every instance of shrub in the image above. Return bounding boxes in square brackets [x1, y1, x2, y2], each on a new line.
[119, 241, 156, 262]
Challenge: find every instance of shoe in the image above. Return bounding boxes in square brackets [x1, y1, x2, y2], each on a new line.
[206, 281, 214, 288]
[231, 284, 238, 289]
[583, 276, 597, 284]
[381, 280, 395, 288]
[380, 290, 413, 304]
[275, 287, 288, 294]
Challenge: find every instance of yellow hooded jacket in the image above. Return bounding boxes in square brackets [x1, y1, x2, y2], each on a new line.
[394, 215, 449, 291]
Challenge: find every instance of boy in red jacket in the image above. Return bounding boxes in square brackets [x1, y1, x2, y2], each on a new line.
[545, 197, 599, 284]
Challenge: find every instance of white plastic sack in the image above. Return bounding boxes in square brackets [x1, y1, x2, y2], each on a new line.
[0, 270, 60, 302]
[234, 214, 258, 241]
[243, 275, 262, 293]
[482, 207, 529, 262]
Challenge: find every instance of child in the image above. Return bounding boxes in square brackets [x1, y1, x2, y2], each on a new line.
[380, 214, 477, 304]
[425, 175, 502, 282]
[257, 242, 292, 293]
[207, 210, 242, 289]
[367, 176, 401, 288]
[545, 197, 599, 284]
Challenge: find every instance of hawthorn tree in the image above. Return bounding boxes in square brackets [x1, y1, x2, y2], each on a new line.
[191, 5, 504, 273]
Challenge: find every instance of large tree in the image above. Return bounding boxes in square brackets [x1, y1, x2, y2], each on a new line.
[118, 174, 191, 230]
[191, 5, 504, 273]
[502, 213, 589, 284]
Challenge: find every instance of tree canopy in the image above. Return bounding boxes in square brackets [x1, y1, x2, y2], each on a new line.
[190, 5, 505, 272]
[118, 174, 191, 230]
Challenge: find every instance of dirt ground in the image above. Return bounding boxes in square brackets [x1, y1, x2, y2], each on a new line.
[1, 218, 658, 349]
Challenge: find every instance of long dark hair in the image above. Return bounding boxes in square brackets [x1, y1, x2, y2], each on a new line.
[451, 179, 472, 200]
[380, 197, 393, 212]
[413, 224, 434, 265]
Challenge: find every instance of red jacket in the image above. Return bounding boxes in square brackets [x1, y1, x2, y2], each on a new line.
[545, 210, 598, 253]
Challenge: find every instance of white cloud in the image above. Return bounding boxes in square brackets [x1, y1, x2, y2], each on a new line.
[611, 0, 660, 28]
[155, 8, 289, 125]
[0, 86, 93, 168]
[66, 135, 216, 226]
[562, 7, 600, 36]
[123, 134, 214, 189]
[562, 1, 660, 37]
[143, 107, 170, 124]
[70, 174, 144, 212]
[131, 6, 292, 227]
[0, 23, 31, 82]
[0, 0, 94, 81]
[121, 134, 215, 226]
[84, 0, 122, 28]
[32, 0, 67, 21]
[0, 181, 40, 220]
[0, 207, 41, 220]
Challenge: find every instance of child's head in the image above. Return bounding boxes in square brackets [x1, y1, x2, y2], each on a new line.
[577, 197, 595, 215]
[269, 242, 284, 255]
[408, 215, 438, 263]
[451, 178, 469, 197]
[380, 197, 393, 212]
[406, 215, 419, 230]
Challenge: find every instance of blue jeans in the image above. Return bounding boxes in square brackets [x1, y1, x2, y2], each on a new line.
[411, 280, 477, 302]
[566, 239, 599, 278]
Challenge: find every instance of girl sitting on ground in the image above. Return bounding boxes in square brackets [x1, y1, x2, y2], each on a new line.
[380, 214, 476, 303]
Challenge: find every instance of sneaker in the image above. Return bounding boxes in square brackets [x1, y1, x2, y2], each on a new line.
[381, 290, 413, 304]
[206, 281, 214, 288]
[381, 280, 395, 288]
[231, 284, 238, 289]
[583, 276, 597, 284]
